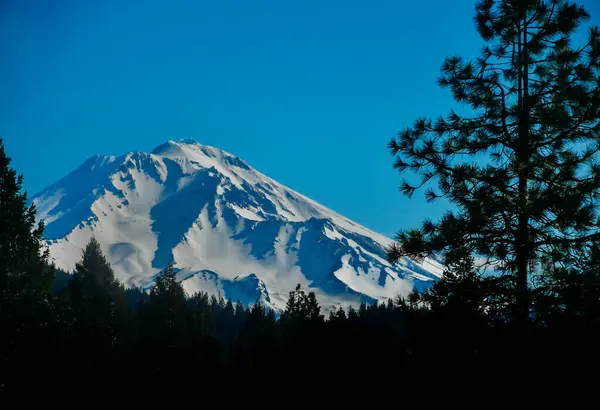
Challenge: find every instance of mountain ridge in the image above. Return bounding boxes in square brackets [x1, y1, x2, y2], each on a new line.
[31, 138, 443, 311]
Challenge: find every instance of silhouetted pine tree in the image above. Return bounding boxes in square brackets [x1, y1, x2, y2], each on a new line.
[532, 238, 600, 365]
[67, 237, 135, 367]
[189, 291, 214, 339]
[325, 306, 349, 369]
[234, 301, 278, 370]
[279, 284, 324, 365]
[124, 285, 146, 308]
[0, 138, 55, 374]
[233, 299, 248, 339]
[387, 0, 600, 326]
[186, 291, 221, 370]
[215, 298, 236, 360]
[139, 262, 191, 370]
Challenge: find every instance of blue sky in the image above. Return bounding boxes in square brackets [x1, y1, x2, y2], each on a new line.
[1, 0, 599, 237]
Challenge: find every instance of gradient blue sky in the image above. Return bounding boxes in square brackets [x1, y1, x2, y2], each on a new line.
[2, 0, 599, 237]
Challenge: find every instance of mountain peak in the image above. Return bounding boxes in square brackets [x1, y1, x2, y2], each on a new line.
[150, 138, 231, 161]
[31, 139, 443, 312]
[151, 139, 197, 155]
[177, 137, 199, 145]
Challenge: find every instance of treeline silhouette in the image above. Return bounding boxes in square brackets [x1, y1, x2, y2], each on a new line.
[4, 233, 421, 376]
[2, 191, 599, 386]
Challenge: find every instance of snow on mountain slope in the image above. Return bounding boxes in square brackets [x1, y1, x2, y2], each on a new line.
[31, 139, 443, 312]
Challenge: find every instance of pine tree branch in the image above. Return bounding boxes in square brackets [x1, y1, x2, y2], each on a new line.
[533, 114, 589, 148]
[527, 0, 558, 46]
[536, 231, 600, 246]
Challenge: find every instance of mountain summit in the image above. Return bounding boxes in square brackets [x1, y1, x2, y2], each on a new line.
[31, 139, 442, 311]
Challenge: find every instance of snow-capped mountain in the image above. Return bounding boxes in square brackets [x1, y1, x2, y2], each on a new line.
[31, 139, 443, 312]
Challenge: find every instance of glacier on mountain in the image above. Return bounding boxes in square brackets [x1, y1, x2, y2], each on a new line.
[31, 139, 443, 312]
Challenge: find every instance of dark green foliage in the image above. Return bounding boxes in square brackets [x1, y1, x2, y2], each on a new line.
[233, 301, 278, 370]
[188, 291, 222, 368]
[51, 268, 72, 294]
[124, 285, 146, 308]
[138, 262, 192, 370]
[280, 284, 324, 333]
[387, 0, 600, 325]
[279, 284, 325, 365]
[66, 237, 136, 367]
[0, 138, 55, 373]
[280, 284, 324, 324]
[189, 291, 215, 338]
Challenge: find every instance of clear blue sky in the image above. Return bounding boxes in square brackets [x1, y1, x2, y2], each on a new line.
[2, 0, 599, 237]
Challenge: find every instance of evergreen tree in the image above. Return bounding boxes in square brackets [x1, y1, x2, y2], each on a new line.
[189, 291, 214, 339]
[305, 291, 323, 322]
[67, 237, 134, 367]
[279, 284, 324, 364]
[329, 306, 347, 323]
[387, 0, 600, 325]
[234, 299, 246, 318]
[0, 138, 55, 372]
[325, 306, 349, 370]
[536, 238, 600, 324]
[216, 298, 236, 352]
[417, 251, 504, 321]
[233, 299, 248, 338]
[234, 301, 278, 370]
[139, 262, 191, 370]
[124, 285, 146, 308]
[347, 305, 358, 321]
[281, 284, 324, 324]
[186, 291, 222, 371]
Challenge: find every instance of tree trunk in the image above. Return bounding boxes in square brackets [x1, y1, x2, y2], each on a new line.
[515, 16, 531, 328]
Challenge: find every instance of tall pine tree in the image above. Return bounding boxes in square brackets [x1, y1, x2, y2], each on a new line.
[279, 284, 324, 364]
[234, 301, 278, 370]
[0, 138, 55, 372]
[387, 0, 600, 325]
[67, 236, 134, 367]
[139, 261, 191, 370]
